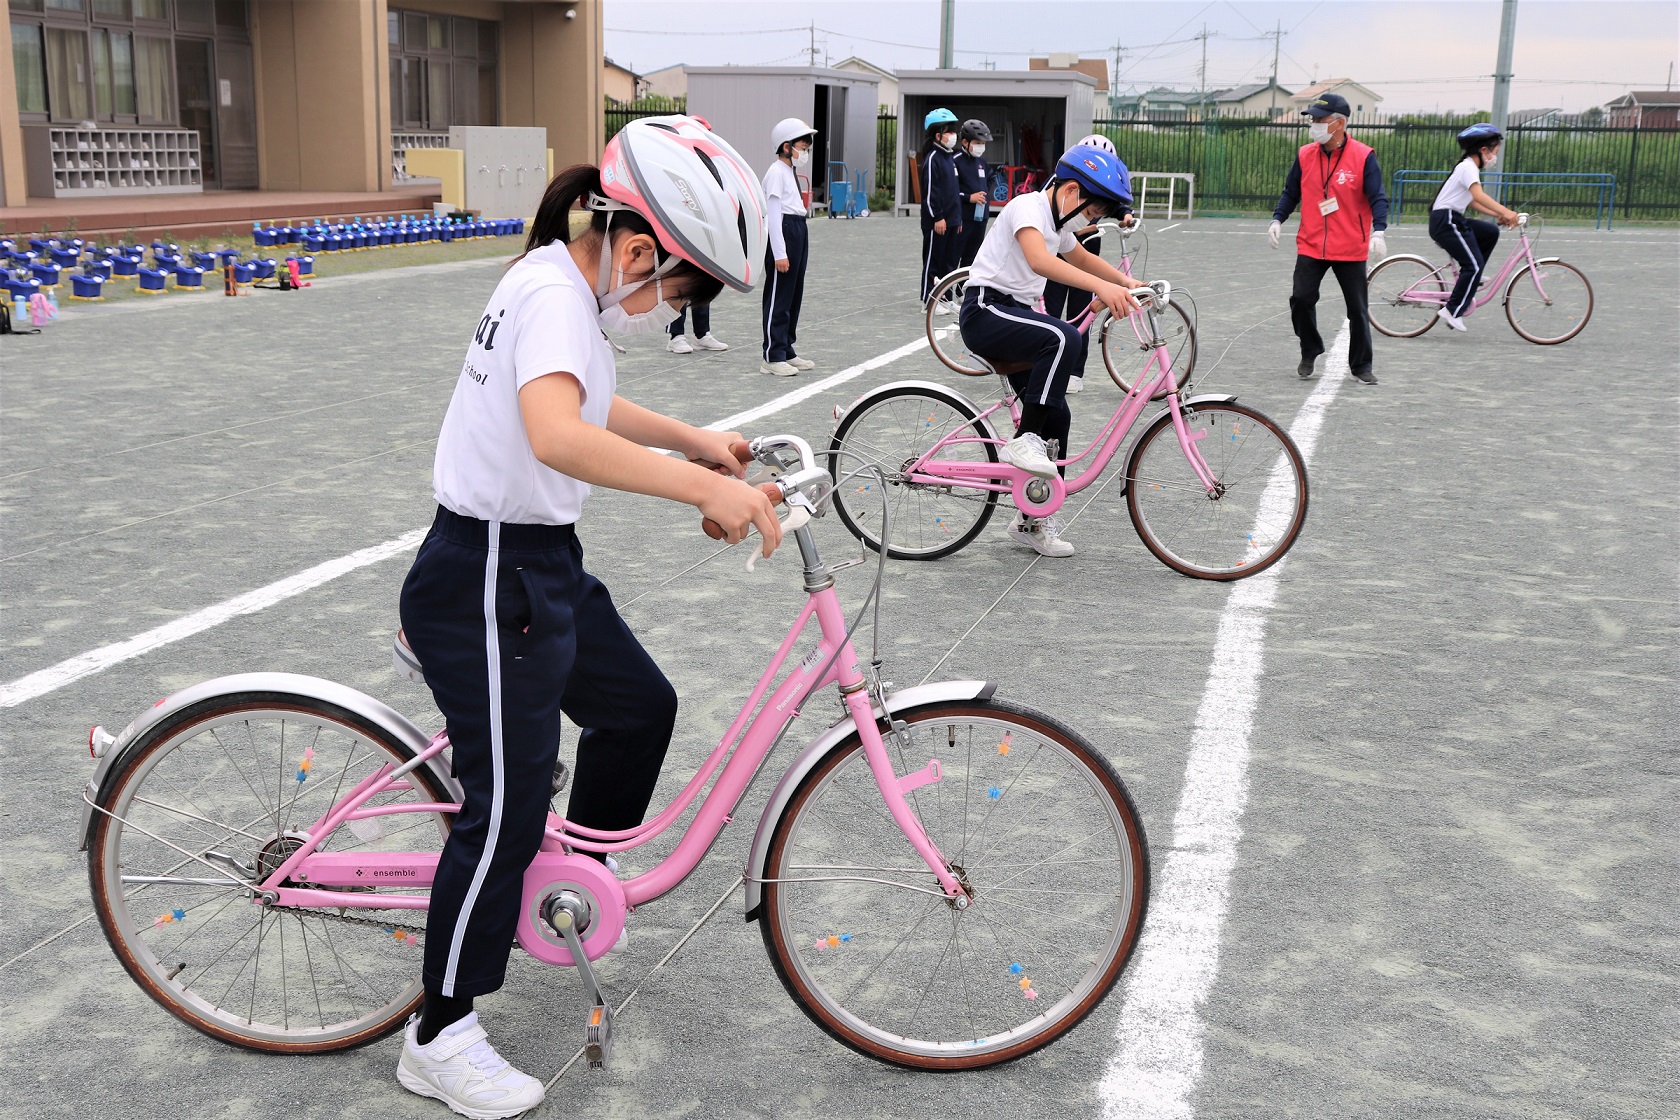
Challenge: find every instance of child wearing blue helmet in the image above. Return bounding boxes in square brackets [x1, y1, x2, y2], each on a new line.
[919, 108, 965, 308]
[959, 142, 1147, 557]
[1429, 123, 1520, 331]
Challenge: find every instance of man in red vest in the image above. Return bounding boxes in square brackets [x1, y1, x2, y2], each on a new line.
[1269, 92, 1389, 384]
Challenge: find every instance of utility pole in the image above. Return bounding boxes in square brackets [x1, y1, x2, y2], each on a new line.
[1111, 39, 1124, 116]
[1197, 24, 1209, 120]
[939, 0, 955, 70]
[1270, 21, 1282, 118]
[809, 21, 816, 67]
[1489, 0, 1518, 202]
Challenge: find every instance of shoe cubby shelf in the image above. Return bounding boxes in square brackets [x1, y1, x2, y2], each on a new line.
[23, 127, 205, 198]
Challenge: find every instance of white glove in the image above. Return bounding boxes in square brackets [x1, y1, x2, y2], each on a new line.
[1369, 232, 1387, 260]
[1267, 220, 1281, 250]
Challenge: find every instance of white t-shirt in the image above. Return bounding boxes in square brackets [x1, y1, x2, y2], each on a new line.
[763, 160, 806, 261]
[432, 241, 615, 525]
[1433, 158, 1480, 214]
[965, 190, 1083, 303]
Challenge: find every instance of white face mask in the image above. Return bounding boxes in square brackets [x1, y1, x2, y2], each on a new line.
[969, 143, 987, 158]
[1308, 121, 1334, 145]
[938, 133, 957, 151]
[1483, 152, 1499, 168]
[792, 148, 810, 169]
[595, 258, 683, 336]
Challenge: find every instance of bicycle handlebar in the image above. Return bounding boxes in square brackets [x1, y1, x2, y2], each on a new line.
[697, 435, 831, 542]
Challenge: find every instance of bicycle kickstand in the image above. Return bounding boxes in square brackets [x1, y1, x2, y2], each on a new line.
[542, 899, 614, 1070]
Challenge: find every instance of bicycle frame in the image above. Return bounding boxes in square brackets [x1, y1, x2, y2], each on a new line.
[252, 528, 965, 917]
[912, 302, 1221, 511]
[1392, 220, 1554, 317]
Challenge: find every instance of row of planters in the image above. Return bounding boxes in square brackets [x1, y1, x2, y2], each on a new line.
[254, 214, 525, 253]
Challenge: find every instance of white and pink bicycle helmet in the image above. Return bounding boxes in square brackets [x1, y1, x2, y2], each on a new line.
[592, 114, 769, 293]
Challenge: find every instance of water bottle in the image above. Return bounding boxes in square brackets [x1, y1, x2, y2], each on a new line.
[13, 295, 25, 323]
[46, 288, 59, 316]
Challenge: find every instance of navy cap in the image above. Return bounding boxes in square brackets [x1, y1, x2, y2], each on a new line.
[1303, 92, 1351, 118]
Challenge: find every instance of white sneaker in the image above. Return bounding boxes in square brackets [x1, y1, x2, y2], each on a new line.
[693, 333, 730, 351]
[761, 360, 799, 377]
[1437, 307, 1467, 332]
[667, 335, 695, 354]
[932, 300, 957, 317]
[1065, 376, 1084, 394]
[787, 356, 815, 370]
[397, 1013, 545, 1120]
[999, 433, 1057, 479]
[1007, 514, 1075, 557]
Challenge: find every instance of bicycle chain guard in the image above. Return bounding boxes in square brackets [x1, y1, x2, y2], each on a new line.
[516, 850, 627, 967]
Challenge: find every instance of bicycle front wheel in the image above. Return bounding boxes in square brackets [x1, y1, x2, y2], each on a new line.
[1505, 260, 1592, 344]
[1366, 256, 1446, 338]
[828, 384, 1000, 560]
[1099, 299, 1197, 399]
[759, 698, 1148, 1070]
[86, 692, 453, 1052]
[924, 269, 990, 376]
[1125, 402, 1307, 579]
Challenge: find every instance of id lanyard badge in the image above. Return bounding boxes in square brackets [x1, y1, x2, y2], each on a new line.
[1319, 197, 1340, 216]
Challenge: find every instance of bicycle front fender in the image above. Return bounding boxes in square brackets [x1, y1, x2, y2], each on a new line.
[78, 672, 460, 851]
[1181, 393, 1238, 407]
[742, 679, 997, 920]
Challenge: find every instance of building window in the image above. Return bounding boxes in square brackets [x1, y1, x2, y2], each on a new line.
[134, 33, 171, 120]
[92, 27, 136, 116]
[12, 22, 49, 114]
[390, 5, 497, 129]
[46, 26, 93, 120]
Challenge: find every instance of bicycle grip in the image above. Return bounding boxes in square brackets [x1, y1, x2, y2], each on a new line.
[689, 440, 755, 475]
[701, 481, 785, 541]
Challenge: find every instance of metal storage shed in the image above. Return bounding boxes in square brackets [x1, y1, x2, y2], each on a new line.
[686, 67, 881, 208]
[895, 70, 1096, 215]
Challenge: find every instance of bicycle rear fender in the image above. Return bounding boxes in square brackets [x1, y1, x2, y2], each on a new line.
[742, 679, 997, 920]
[832, 380, 1005, 443]
[1365, 252, 1435, 281]
[78, 673, 460, 851]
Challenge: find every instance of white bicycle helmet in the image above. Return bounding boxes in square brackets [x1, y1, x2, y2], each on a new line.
[771, 116, 819, 153]
[1077, 133, 1117, 156]
[593, 114, 769, 293]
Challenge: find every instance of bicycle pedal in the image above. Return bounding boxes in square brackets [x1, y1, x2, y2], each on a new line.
[551, 759, 570, 797]
[585, 1002, 614, 1070]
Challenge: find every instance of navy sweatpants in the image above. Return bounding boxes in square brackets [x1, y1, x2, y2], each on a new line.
[399, 507, 676, 998]
[920, 213, 961, 303]
[761, 214, 808, 363]
[1430, 209, 1499, 317]
[957, 215, 988, 268]
[668, 301, 709, 339]
[959, 284, 1085, 463]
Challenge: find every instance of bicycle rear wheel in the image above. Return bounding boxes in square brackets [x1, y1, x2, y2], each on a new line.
[1366, 256, 1447, 338]
[924, 269, 990, 376]
[828, 384, 1001, 560]
[86, 692, 452, 1052]
[1099, 300, 1196, 399]
[1505, 260, 1592, 344]
[1125, 402, 1307, 580]
[759, 698, 1148, 1070]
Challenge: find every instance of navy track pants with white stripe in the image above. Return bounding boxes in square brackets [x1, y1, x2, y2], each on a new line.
[399, 507, 675, 998]
[1429, 208, 1499, 317]
[761, 214, 808, 363]
[958, 284, 1084, 458]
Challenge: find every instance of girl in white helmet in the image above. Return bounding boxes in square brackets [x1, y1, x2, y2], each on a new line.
[761, 116, 819, 376]
[393, 115, 775, 1119]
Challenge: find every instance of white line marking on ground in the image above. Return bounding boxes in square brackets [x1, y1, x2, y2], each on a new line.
[0, 335, 931, 708]
[1098, 320, 1351, 1120]
[0, 529, 425, 709]
[1158, 222, 1182, 232]
[705, 334, 930, 432]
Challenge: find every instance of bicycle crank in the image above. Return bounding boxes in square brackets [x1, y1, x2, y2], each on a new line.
[543, 892, 614, 1070]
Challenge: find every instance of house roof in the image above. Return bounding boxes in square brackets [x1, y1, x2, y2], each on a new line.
[1607, 90, 1680, 108]
[833, 56, 894, 80]
[1213, 81, 1292, 102]
[643, 63, 687, 78]
[1290, 77, 1382, 104]
[603, 57, 642, 79]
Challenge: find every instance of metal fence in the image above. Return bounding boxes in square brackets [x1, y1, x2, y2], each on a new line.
[874, 112, 1679, 221]
[604, 96, 687, 143]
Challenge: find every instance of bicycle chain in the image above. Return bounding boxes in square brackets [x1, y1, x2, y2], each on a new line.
[283, 902, 427, 938]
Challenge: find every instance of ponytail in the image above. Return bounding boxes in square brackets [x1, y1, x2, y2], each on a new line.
[521, 163, 725, 305]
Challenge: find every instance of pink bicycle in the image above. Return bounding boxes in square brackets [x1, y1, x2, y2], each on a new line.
[1366, 213, 1594, 344]
[80, 435, 1149, 1071]
[833, 282, 1308, 578]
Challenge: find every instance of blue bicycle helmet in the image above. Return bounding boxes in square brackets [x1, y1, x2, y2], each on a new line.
[1457, 122, 1503, 151]
[924, 107, 959, 131]
[1055, 143, 1133, 205]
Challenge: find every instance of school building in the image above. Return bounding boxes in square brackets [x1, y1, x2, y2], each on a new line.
[0, 0, 604, 232]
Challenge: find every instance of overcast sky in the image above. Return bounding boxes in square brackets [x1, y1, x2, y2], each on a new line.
[603, 1, 1678, 114]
